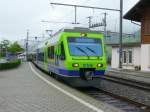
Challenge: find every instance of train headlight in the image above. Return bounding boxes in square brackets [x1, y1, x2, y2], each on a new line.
[72, 63, 79, 67]
[80, 33, 87, 37]
[97, 63, 103, 67]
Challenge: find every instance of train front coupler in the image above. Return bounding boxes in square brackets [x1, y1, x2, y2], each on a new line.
[80, 68, 95, 80]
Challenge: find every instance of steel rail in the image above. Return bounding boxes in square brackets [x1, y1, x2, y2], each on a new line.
[100, 75, 150, 91]
[77, 87, 150, 112]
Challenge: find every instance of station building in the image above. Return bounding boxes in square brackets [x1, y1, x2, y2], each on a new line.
[111, 0, 150, 71]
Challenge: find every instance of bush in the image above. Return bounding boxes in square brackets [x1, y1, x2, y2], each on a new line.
[0, 60, 21, 70]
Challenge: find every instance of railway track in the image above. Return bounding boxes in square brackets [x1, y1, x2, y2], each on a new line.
[77, 87, 150, 112]
[76, 75, 150, 112]
[100, 75, 150, 91]
[33, 62, 150, 111]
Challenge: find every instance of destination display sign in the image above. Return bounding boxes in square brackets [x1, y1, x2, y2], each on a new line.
[68, 37, 101, 43]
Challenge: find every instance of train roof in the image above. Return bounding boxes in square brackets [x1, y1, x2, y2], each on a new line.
[53, 27, 102, 35]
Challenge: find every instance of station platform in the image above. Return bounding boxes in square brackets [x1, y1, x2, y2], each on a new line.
[106, 67, 150, 84]
[0, 62, 122, 112]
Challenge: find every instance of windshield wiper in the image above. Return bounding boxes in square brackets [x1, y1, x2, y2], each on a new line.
[75, 47, 89, 58]
[86, 47, 100, 59]
[86, 47, 97, 55]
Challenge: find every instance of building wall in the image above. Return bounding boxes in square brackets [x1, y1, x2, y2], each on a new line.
[140, 7, 150, 71]
[141, 7, 150, 44]
[111, 47, 119, 68]
[133, 47, 141, 66]
[111, 47, 141, 70]
[122, 47, 141, 70]
[141, 44, 150, 71]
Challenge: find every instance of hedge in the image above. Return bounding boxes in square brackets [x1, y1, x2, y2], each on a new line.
[0, 60, 21, 70]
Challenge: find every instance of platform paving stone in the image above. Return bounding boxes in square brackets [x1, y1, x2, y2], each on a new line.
[0, 63, 122, 112]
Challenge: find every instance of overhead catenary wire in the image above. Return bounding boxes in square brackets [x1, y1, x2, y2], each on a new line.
[49, 0, 91, 24]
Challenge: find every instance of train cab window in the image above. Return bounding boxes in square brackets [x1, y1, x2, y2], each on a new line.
[60, 42, 65, 60]
[48, 46, 54, 59]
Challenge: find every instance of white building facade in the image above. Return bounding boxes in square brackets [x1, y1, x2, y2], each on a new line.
[111, 0, 150, 72]
[111, 43, 150, 72]
[111, 43, 144, 70]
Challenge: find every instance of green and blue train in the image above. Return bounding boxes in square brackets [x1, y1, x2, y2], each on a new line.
[33, 27, 107, 87]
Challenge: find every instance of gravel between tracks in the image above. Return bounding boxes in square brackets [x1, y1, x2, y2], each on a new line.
[99, 79, 150, 106]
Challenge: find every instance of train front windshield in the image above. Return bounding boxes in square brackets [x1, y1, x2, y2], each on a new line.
[67, 37, 103, 57]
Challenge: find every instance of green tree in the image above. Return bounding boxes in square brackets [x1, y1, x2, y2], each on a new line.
[8, 42, 24, 54]
[1, 40, 10, 49]
[0, 40, 10, 57]
[0, 43, 3, 58]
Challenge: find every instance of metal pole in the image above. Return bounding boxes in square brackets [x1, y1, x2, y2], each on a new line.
[119, 0, 123, 68]
[26, 29, 29, 61]
[87, 16, 92, 28]
[50, 3, 120, 12]
[50, 3, 120, 26]
[75, 6, 77, 24]
[103, 13, 107, 38]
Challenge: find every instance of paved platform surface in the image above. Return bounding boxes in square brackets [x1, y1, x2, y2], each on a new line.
[0, 62, 122, 112]
[106, 67, 150, 84]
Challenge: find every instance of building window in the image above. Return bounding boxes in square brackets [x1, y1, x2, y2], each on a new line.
[128, 50, 133, 64]
[123, 51, 127, 64]
[122, 49, 133, 65]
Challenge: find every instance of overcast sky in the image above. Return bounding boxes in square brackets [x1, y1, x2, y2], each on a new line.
[0, 0, 140, 41]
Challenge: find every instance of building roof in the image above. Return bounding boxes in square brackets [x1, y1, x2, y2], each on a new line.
[124, 0, 150, 22]
[108, 42, 141, 47]
[105, 30, 141, 45]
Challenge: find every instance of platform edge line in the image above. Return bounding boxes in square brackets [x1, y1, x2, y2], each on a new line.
[29, 62, 103, 112]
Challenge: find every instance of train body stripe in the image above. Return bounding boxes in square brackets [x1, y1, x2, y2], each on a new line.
[48, 64, 105, 77]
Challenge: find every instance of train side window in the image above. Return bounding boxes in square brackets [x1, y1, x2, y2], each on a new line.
[48, 47, 51, 58]
[42, 53, 44, 61]
[60, 42, 65, 60]
[38, 52, 44, 62]
[48, 46, 54, 59]
[51, 46, 54, 59]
